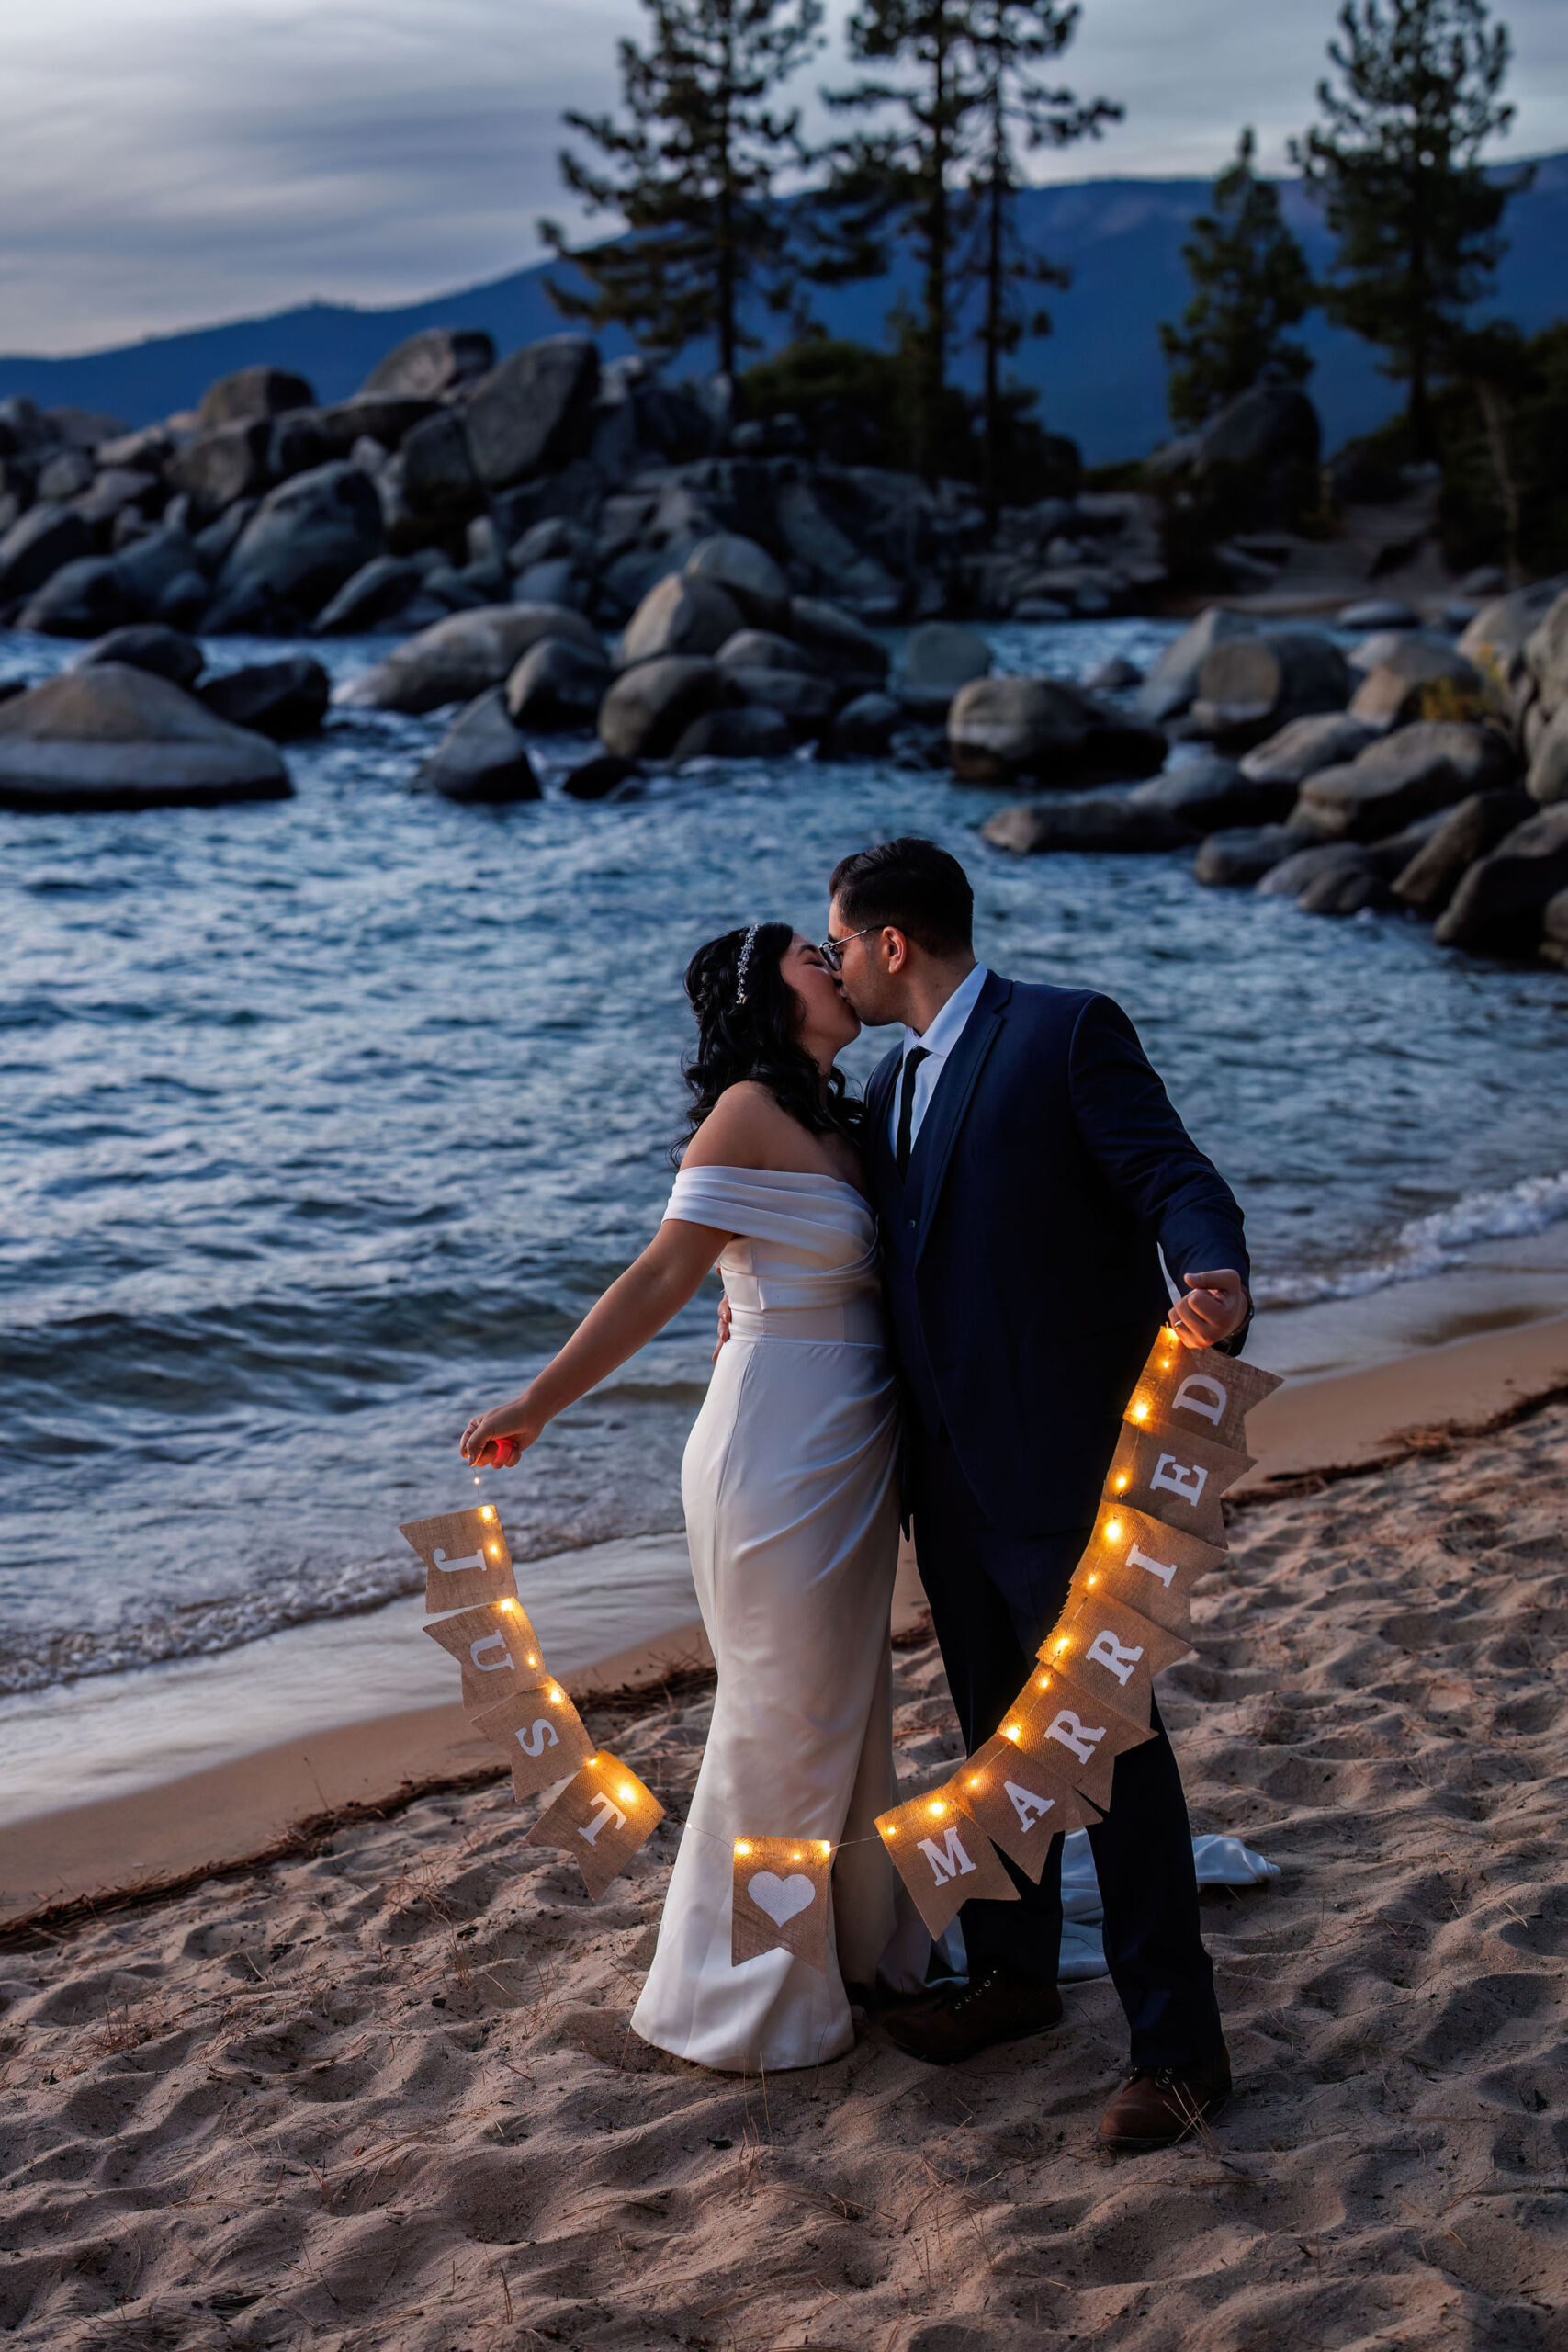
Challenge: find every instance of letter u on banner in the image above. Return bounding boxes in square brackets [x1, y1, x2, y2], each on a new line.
[525, 1751, 664, 1900]
[423, 1599, 548, 1711]
[874, 1787, 1019, 1939]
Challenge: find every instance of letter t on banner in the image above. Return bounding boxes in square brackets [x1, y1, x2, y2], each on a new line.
[874, 1788, 1020, 1940]
[525, 1752, 664, 1900]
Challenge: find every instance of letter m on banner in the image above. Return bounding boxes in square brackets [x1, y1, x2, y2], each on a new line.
[917, 1825, 977, 1884]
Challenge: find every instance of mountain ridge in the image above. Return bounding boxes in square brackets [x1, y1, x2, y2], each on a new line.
[3, 155, 1562, 465]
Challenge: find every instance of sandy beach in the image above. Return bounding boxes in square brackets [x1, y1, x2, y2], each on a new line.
[3, 1305, 1566, 2347]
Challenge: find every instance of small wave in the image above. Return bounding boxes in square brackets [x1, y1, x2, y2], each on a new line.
[1255, 1168, 1568, 1307]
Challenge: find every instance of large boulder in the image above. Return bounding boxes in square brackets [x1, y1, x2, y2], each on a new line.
[164, 420, 275, 518]
[1391, 789, 1536, 917]
[197, 367, 313, 430]
[1458, 576, 1568, 689]
[671, 706, 794, 762]
[1192, 824, 1301, 887]
[1130, 752, 1294, 832]
[0, 502, 93, 604]
[0, 662, 291, 812]
[198, 657, 331, 740]
[270, 396, 438, 477]
[361, 328, 496, 401]
[210, 462, 383, 622]
[1434, 805, 1568, 955]
[312, 555, 425, 634]
[398, 410, 483, 520]
[74, 624, 203, 691]
[821, 691, 902, 759]
[683, 535, 790, 633]
[1296, 722, 1515, 842]
[898, 622, 991, 718]
[504, 635, 611, 730]
[1348, 636, 1485, 729]
[715, 629, 821, 679]
[598, 656, 723, 759]
[1522, 588, 1568, 720]
[786, 597, 889, 690]
[773, 481, 898, 612]
[1528, 704, 1568, 805]
[982, 793, 1191, 854]
[621, 574, 744, 665]
[949, 676, 1165, 786]
[1134, 607, 1256, 723]
[19, 526, 200, 637]
[1239, 711, 1380, 787]
[1258, 841, 1387, 913]
[722, 667, 838, 737]
[414, 687, 541, 803]
[462, 336, 600, 491]
[336, 603, 602, 712]
[1190, 629, 1351, 741]
[1192, 379, 1321, 474]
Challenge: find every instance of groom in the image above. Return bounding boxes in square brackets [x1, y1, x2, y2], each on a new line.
[825, 837, 1251, 2152]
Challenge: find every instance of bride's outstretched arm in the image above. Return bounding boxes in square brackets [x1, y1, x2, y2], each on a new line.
[459, 1216, 731, 1467]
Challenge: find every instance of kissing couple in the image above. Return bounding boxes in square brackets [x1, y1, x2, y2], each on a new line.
[461, 836, 1252, 2153]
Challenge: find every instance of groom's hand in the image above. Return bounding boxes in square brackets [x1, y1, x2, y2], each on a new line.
[1169, 1269, 1248, 1349]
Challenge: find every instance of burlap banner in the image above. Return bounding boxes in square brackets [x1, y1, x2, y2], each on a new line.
[423, 1598, 547, 1712]
[1011, 1669, 1156, 1813]
[730, 1837, 834, 1972]
[1103, 1419, 1252, 1548]
[400, 1504, 519, 1614]
[525, 1750, 664, 1900]
[874, 1788, 1020, 1939]
[953, 1734, 1099, 1880]
[1072, 1499, 1226, 1640]
[1040, 1590, 1193, 1727]
[471, 1678, 595, 1800]
[1122, 1332, 1282, 1454]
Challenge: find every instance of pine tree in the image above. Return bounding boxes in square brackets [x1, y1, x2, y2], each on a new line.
[958, 0, 1119, 513]
[539, 0, 824, 379]
[1159, 129, 1315, 431]
[1289, 0, 1532, 460]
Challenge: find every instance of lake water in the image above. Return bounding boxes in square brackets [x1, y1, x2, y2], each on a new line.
[3, 615, 1565, 1713]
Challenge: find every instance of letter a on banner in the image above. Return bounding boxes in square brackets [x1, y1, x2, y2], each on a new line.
[874, 1787, 1019, 1939]
[400, 1505, 520, 1614]
[954, 1734, 1099, 1881]
[525, 1751, 664, 1900]
[730, 1837, 833, 1972]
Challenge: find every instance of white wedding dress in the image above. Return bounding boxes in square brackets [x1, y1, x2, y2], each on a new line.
[630, 1164, 917, 2072]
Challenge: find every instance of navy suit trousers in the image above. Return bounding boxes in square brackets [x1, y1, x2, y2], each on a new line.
[911, 1425, 1224, 2069]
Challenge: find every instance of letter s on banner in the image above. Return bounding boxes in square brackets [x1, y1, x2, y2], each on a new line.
[514, 1718, 561, 1759]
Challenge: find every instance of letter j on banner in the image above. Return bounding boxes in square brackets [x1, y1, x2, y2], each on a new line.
[874, 1788, 1020, 1940]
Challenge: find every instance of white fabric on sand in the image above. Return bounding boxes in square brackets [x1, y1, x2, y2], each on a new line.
[630, 1166, 915, 2073]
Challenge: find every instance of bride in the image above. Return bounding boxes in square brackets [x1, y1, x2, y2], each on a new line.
[459, 922, 918, 2071]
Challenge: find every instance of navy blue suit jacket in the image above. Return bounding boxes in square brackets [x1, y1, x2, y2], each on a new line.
[866, 969, 1250, 1537]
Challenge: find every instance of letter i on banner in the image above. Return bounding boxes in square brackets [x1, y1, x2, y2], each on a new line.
[731, 1838, 834, 1972]
[874, 1787, 1019, 1940]
[1122, 1326, 1283, 1454]
[400, 1505, 519, 1613]
[526, 1752, 664, 1900]
[471, 1679, 595, 1800]
[1074, 1499, 1226, 1640]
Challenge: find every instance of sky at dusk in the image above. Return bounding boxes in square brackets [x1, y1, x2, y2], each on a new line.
[2, 0, 1565, 356]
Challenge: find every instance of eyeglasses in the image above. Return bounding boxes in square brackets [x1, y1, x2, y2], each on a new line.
[817, 924, 881, 972]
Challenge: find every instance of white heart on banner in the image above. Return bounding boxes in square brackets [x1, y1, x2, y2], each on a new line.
[747, 1871, 816, 1927]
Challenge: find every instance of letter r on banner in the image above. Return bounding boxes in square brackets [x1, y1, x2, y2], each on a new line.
[1043, 1710, 1104, 1767]
[1085, 1629, 1144, 1686]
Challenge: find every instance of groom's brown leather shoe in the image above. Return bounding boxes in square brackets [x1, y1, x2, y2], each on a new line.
[1099, 2045, 1232, 2152]
[885, 1964, 1063, 2064]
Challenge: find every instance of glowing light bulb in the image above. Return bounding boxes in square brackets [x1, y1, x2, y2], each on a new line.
[1055, 1637, 1069, 1653]
[525, 1651, 538, 1665]
[1004, 1724, 1021, 1742]
[1133, 1402, 1148, 1421]
[501, 1598, 516, 1613]
[489, 1544, 502, 1558]
[1114, 1476, 1128, 1491]
[968, 1774, 984, 1790]
[480, 1505, 496, 1522]
[735, 1839, 752, 1858]
[619, 1785, 637, 1804]
[547, 1686, 563, 1704]
[818, 1841, 832, 1857]
[1106, 1520, 1122, 1540]
[1088, 1575, 1099, 1587]
[927, 1800, 945, 1817]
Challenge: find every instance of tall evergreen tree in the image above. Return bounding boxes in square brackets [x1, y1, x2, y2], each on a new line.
[1159, 128, 1315, 431]
[1289, 0, 1531, 459]
[958, 0, 1119, 513]
[539, 0, 824, 379]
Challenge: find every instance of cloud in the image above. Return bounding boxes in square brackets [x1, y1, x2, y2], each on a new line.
[1, 0, 1562, 352]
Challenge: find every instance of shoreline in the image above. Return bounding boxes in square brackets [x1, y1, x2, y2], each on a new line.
[4, 1297, 1564, 1936]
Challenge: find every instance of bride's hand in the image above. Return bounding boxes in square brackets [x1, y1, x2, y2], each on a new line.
[459, 1408, 541, 1468]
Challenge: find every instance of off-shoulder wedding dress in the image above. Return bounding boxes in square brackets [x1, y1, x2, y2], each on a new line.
[630, 1164, 918, 2071]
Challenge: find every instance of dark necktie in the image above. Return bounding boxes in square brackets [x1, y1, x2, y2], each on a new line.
[895, 1046, 931, 1179]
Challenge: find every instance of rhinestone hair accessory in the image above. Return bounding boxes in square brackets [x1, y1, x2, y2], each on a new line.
[733, 922, 761, 1008]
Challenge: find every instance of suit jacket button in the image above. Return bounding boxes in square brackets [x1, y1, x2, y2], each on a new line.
[906, 1216, 917, 1228]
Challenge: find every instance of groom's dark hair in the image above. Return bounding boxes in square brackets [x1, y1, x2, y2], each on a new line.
[829, 837, 974, 955]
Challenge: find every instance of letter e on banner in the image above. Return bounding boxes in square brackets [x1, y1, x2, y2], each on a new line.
[874, 1787, 1019, 1939]
[526, 1751, 664, 1900]
[1103, 1423, 1250, 1546]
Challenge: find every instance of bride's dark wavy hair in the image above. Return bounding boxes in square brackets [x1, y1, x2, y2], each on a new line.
[680, 922, 864, 1152]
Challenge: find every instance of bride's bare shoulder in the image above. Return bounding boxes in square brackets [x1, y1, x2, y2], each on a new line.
[682, 1082, 798, 1170]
